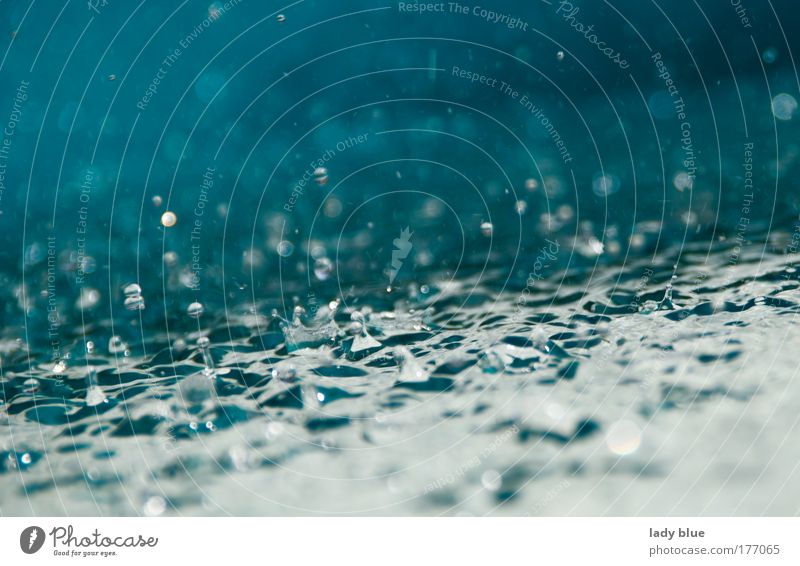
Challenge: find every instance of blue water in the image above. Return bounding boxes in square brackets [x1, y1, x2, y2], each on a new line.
[1, 0, 799, 515]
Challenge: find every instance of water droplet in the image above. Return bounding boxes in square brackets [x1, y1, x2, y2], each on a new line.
[108, 335, 128, 354]
[197, 336, 215, 376]
[762, 47, 778, 64]
[556, 50, 565, 61]
[772, 93, 797, 121]
[107, 74, 116, 81]
[52, 360, 67, 374]
[638, 299, 660, 314]
[524, 178, 539, 192]
[592, 173, 620, 197]
[606, 420, 641, 455]
[515, 200, 528, 215]
[480, 221, 493, 237]
[314, 257, 334, 280]
[271, 365, 297, 381]
[163, 251, 178, 266]
[124, 295, 145, 311]
[187, 301, 205, 319]
[349, 311, 381, 353]
[208, 1, 223, 20]
[395, 347, 428, 382]
[276, 14, 286, 22]
[76, 287, 100, 310]
[86, 385, 107, 407]
[481, 470, 502, 491]
[152, 195, 163, 207]
[161, 211, 177, 227]
[477, 349, 510, 373]
[20, 453, 32, 465]
[672, 171, 694, 192]
[588, 237, 604, 255]
[277, 240, 294, 257]
[313, 167, 329, 186]
[143, 495, 167, 517]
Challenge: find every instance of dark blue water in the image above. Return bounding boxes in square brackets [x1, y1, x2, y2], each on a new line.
[1, 0, 799, 515]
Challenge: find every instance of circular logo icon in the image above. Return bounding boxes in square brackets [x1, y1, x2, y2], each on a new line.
[20, 526, 45, 554]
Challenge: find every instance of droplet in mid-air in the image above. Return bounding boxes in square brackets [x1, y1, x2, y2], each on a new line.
[208, 1, 223, 20]
[123, 282, 145, 310]
[276, 14, 286, 22]
[672, 171, 694, 192]
[123, 283, 142, 296]
[592, 173, 620, 197]
[314, 257, 334, 281]
[606, 420, 642, 456]
[277, 240, 294, 257]
[556, 50, 565, 61]
[480, 221, 493, 237]
[152, 195, 163, 207]
[187, 301, 205, 319]
[772, 93, 797, 121]
[124, 295, 145, 311]
[313, 167, 329, 186]
[161, 211, 177, 227]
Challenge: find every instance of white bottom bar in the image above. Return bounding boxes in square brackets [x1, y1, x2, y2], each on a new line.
[2, 517, 799, 564]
